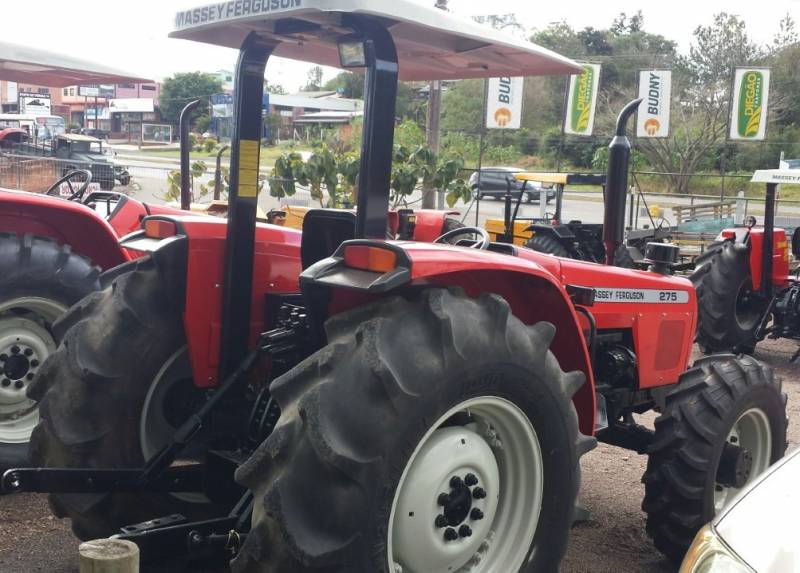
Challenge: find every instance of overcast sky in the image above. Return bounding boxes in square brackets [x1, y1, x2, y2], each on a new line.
[3, 0, 797, 91]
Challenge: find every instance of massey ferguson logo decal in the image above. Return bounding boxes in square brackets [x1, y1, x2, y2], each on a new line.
[175, 0, 302, 28]
[738, 71, 764, 139]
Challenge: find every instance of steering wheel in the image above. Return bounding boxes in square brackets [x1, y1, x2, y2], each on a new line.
[434, 226, 491, 249]
[45, 169, 93, 202]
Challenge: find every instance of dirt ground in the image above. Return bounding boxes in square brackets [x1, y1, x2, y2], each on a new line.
[1, 339, 797, 573]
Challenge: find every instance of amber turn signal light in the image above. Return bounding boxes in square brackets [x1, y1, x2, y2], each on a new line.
[343, 245, 397, 273]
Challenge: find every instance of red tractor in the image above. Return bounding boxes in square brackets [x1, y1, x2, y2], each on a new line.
[3, 3, 787, 572]
[0, 47, 460, 471]
[692, 169, 800, 356]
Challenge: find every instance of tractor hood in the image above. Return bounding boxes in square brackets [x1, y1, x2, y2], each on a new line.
[170, 0, 582, 80]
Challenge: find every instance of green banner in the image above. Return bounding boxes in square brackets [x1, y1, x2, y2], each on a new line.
[730, 68, 770, 141]
[565, 63, 600, 136]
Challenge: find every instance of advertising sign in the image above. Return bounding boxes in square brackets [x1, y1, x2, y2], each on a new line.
[109, 98, 155, 113]
[729, 68, 770, 141]
[564, 64, 601, 136]
[211, 93, 234, 118]
[485, 76, 524, 130]
[636, 70, 671, 138]
[18, 92, 51, 116]
[78, 85, 115, 98]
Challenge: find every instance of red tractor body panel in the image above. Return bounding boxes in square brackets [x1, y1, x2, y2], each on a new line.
[0, 188, 130, 269]
[412, 209, 461, 242]
[559, 259, 696, 389]
[176, 217, 302, 388]
[748, 228, 790, 290]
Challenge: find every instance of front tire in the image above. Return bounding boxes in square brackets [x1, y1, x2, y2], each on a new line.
[0, 233, 100, 471]
[690, 241, 762, 354]
[232, 288, 595, 573]
[28, 255, 217, 539]
[642, 355, 786, 563]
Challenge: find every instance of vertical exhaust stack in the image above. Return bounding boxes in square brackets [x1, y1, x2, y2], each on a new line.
[603, 98, 642, 265]
[179, 99, 201, 211]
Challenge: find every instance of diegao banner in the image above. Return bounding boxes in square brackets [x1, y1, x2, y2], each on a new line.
[486, 76, 524, 130]
[564, 63, 601, 136]
[729, 68, 770, 141]
[636, 70, 671, 138]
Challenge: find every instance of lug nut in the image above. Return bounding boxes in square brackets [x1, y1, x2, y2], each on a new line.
[472, 487, 487, 500]
[0, 354, 7, 362]
[434, 515, 448, 528]
[23, 348, 33, 357]
[443, 528, 458, 541]
[458, 525, 472, 538]
[464, 473, 478, 486]
[26, 373, 34, 381]
[11, 346, 20, 354]
[31, 360, 39, 368]
[437, 493, 450, 506]
[14, 380, 23, 389]
[1, 378, 10, 387]
[470, 508, 484, 520]
[450, 476, 463, 488]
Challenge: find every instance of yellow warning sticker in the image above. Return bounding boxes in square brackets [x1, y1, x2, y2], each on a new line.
[238, 139, 259, 198]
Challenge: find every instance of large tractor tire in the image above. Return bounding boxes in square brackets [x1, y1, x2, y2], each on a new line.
[0, 233, 100, 471]
[232, 288, 595, 573]
[691, 241, 762, 354]
[642, 354, 786, 563]
[525, 234, 634, 268]
[525, 233, 570, 257]
[28, 255, 217, 540]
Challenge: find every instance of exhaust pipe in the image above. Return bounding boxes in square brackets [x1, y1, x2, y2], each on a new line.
[603, 98, 642, 265]
[179, 99, 201, 211]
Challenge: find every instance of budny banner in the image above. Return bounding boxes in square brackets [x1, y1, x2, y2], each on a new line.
[486, 76, 524, 130]
[729, 68, 771, 141]
[636, 70, 671, 138]
[564, 64, 601, 136]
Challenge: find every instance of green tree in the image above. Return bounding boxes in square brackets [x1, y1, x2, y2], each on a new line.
[304, 66, 324, 91]
[159, 72, 224, 124]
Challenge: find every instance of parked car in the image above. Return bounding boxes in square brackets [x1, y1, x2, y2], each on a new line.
[53, 134, 117, 190]
[680, 446, 800, 573]
[80, 127, 109, 139]
[468, 166, 556, 203]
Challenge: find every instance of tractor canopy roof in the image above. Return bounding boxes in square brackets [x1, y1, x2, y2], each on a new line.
[0, 41, 152, 87]
[170, 0, 581, 80]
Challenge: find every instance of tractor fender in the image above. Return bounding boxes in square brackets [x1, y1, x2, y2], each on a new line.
[120, 215, 303, 389]
[0, 188, 129, 269]
[412, 209, 460, 242]
[526, 222, 576, 240]
[308, 242, 596, 436]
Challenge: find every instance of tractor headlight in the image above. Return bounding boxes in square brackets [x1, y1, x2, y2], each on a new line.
[680, 525, 754, 573]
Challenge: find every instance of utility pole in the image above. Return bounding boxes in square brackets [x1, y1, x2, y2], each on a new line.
[423, 0, 447, 209]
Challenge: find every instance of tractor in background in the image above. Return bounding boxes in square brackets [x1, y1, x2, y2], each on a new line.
[692, 169, 800, 356]
[3, 3, 787, 573]
[483, 171, 669, 267]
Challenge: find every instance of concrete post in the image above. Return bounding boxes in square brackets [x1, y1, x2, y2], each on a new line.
[736, 190, 746, 225]
[79, 539, 139, 573]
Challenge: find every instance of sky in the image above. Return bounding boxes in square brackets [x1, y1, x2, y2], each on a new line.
[2, 0, 797, 91]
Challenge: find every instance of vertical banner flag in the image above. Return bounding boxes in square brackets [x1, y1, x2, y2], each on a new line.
[486, 77, 524, 129]
[564, 63, 601, 136]
[729, 68, 770, 141]
[636, 70, 672, 138]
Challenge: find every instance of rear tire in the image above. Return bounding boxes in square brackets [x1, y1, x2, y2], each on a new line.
[525, 233, 570, 257]
[0, 233, 100, 471]
[231, 288, 595, 573]
[28, 255, 217, 540]
[642, 355, 786, 563]
[690, 241, 761, 354]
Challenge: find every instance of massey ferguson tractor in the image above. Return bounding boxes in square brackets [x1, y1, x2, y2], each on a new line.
[3, 3, 787, 573]
[692, 169, 800, 356]
[0, 44, 461, 472]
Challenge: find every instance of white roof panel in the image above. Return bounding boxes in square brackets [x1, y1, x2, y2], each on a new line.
[170, 0, 581, 81]
[0, 42, 152, 87]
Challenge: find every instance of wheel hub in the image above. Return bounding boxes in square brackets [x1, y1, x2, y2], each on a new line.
[392, 426, 500, 573]
[0, 319, 49, 407]
[717, 442, 753, 488]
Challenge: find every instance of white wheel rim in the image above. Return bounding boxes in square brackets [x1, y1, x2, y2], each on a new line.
[388, 396, 543, 573]
[714, 407, 772, 512]
[0, 297, 65, 444]
[140, 346, 208, 504]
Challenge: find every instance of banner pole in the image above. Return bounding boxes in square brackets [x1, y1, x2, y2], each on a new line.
[475, 78, 488, 227]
